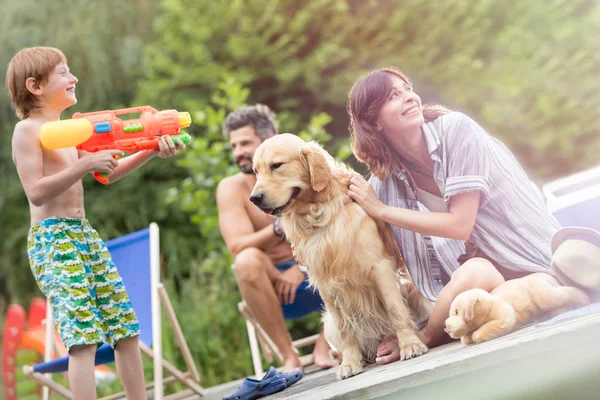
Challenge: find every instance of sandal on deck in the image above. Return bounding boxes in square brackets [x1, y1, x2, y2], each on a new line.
[222, 376, 286, 400]
[222, 366, 303, 400]
[263, 366, 303, 387]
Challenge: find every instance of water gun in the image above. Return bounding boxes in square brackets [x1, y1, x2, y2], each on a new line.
[40, 106, 192, 184]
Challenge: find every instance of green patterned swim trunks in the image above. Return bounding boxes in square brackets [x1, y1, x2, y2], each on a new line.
[27, 217, 140, 351]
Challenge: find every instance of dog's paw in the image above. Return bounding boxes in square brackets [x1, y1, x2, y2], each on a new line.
[336, 361, 364, 379]
[400, 340, 428, 360]
[471, 330, 494, 344]
[461, 334, 473, 345]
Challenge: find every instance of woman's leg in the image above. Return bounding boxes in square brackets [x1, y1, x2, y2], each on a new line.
[376, 258, 505, 364]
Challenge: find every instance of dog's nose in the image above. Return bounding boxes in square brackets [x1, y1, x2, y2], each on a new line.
[249, 192, 264, 207]
[443, 322, 447, 330]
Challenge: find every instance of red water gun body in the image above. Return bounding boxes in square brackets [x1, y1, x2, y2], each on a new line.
[40, 106, 192, 184]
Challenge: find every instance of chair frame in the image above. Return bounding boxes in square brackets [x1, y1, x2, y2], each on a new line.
[24, 223, 204, 400]
[238, 300, 320, 379]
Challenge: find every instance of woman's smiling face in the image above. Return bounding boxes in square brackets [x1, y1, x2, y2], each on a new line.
[376, 74, 424, 139]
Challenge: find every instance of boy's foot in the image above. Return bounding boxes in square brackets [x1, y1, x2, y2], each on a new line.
[313, 332, 338, 369]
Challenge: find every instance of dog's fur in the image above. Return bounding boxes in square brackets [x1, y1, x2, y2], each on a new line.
[250, 134, 432, 379]
[444, 273, 591, 344]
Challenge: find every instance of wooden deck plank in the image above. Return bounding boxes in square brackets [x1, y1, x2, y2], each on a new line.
[192, 303, 600, 400]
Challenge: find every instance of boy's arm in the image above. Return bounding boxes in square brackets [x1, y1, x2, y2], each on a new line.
[101, 136, 186, 183]
[97, 150, 155, 183]
[216, 178, 282, 259]
[12, 123, 91, 206]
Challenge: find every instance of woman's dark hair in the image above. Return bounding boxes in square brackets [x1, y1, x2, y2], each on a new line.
[348, 67, 450, 179]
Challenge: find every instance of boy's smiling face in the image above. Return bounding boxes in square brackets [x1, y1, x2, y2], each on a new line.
[42, 62, 78, 110]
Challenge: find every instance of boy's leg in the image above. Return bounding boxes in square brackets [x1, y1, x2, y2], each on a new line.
[68, 345, 98, 400]
[114, 336, 147, 400]
[27, 219, 106, 398]
[376, 258, 505, 364]
[233, 247, 302, 371]
[85, 222, 146, 396]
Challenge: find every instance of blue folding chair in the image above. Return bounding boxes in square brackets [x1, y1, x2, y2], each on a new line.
[238, 280, 325, 378]
[24, 223, 203, 400]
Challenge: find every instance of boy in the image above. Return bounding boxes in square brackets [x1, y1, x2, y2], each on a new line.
[7, 46, 185, 400]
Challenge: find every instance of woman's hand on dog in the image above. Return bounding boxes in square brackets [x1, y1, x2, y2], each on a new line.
[275, 264, 306, 305]
[348, 172, 385, 219]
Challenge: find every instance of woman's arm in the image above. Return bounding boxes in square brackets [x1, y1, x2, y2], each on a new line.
[348, 173, 480, 240]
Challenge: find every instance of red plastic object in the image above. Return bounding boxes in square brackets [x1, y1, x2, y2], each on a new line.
[2, 304, 26, 400]
[27, 297, 47, 329]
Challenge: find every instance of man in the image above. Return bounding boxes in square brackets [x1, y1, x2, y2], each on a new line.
[216, 104, 337, 372]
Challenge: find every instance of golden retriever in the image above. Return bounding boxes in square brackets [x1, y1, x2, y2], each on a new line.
[444, 273, 590, 344]
[250, 133, 432, 379]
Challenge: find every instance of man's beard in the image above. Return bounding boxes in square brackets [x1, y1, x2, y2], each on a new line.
[236, 156, 254, 174]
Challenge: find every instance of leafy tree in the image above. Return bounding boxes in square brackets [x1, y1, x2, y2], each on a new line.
[140, 0, 600, 181]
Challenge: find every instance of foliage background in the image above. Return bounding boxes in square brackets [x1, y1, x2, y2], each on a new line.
[0, 0, 598, 394]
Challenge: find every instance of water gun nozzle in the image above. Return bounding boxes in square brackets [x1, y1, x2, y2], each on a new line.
[178, 112, 192, 128]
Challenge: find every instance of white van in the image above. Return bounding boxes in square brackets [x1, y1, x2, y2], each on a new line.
[543, 165, 600, 230]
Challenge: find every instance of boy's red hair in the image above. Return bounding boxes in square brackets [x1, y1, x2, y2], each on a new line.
[5, 47, 66, 119]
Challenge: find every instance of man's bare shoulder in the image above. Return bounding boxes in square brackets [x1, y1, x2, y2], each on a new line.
[217, 173, 251, 198]
[218, 173, 246, 187]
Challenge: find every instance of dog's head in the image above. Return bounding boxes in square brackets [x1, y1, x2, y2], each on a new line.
[444, 288, 494, 339]
[249, 133, 333, 216]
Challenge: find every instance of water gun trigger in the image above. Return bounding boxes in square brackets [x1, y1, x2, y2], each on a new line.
[92, 151, 132, 184]
[93, 172, 110, 185]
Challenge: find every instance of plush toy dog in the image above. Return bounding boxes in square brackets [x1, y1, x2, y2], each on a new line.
[444, 273, 590, 344]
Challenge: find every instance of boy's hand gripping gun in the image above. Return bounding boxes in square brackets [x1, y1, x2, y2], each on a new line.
[40, 106, 192, 184]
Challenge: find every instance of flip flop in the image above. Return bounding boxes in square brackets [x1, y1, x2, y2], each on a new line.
[262, 366, 303, 387]
[222, 375, 287, 400]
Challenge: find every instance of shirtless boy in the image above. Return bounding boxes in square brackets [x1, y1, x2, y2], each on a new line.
[8, 46, 185, 399]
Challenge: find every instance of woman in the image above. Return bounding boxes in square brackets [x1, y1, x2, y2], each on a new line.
[346, 67, 561, 364]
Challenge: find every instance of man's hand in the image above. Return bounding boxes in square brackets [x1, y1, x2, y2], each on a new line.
[275, 264, 306, 305]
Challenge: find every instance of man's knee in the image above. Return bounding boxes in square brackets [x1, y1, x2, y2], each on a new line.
[450, 257, 505, 293]
[233, 247, 268, 283]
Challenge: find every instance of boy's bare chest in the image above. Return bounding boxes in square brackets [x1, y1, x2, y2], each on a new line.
[43, 148, 78, 173]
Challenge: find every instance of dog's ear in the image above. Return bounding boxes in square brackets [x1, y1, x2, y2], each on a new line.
[464, 295, 480, 322]
[300, 145, 330, 192]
